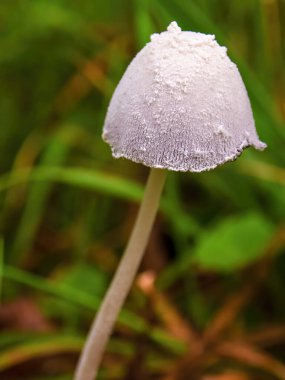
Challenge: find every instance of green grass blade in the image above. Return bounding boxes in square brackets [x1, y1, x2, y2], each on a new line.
[0, 238, 3, 304]
[0, 166, 144, 202]
[11, 133, 73, 262]
[0, 335, 83, 371]
[3, 264, 186, 355]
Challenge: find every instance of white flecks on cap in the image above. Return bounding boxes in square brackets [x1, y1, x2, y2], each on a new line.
[102, 21, 266, 172]
[167, 21, 181, 33]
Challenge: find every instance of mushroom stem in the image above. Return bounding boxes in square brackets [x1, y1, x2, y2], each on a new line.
[74, 168, 167, 380]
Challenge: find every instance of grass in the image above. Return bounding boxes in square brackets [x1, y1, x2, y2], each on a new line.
[0, 0, 285, 378]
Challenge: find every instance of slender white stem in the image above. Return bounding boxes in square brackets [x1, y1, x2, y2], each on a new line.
[74, 168, 167, 380]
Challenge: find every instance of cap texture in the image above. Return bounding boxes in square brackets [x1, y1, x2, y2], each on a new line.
[103, 22, 266, 172]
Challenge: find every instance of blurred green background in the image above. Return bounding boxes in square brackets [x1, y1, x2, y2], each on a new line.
[1, 0, 285, 379]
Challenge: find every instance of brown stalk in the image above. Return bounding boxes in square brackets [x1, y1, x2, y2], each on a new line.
[137, 270, 199, 345]
[202, 371, 252, 380]
[215, 341, 285, 380]
[244, 324, 285, 348]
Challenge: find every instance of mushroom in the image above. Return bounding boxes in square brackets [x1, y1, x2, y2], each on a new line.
[75, 21, 266, 380]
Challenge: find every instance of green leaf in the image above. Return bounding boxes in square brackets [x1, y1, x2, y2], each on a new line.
[194, 213, 274, 271]
[59, 263, 107, 298]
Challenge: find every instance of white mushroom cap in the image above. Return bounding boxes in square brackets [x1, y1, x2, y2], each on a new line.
[103, 21, 266, 172]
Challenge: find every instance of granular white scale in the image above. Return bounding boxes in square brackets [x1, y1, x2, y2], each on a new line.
[103, 21, 266, 172]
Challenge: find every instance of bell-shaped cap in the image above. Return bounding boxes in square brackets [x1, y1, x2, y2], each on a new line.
[103, 21, 266, 172]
